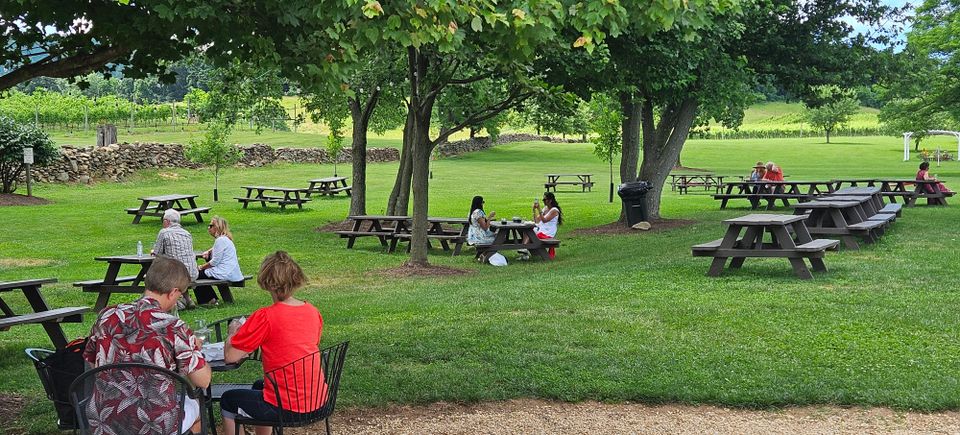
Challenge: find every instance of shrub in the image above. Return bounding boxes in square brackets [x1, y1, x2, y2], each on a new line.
[0, 116, 59, 193]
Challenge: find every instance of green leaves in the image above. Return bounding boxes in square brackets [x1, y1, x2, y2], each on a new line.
[471, 16, 483, 32]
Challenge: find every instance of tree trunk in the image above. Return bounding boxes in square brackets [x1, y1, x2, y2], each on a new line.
[407, 111, 433, 266]
[617, 92, 641, 222]
[825, 129, 831, 143]
[349, 91, 380, 217]
[96, 124, 118, 147]
[638, 98, 699, 220]
[387, 109, 415, 215]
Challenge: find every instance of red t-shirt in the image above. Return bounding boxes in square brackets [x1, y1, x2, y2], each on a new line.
[762, 167, 784, 181]
[230, 301, 324, 412]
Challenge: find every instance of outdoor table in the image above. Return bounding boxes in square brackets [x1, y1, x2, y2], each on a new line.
[691, 214, 838, 279]
[237, 186, 311, 210]
[388, 217, 471, 255]
[337, 215, 411, 249]
[76, 255, 154, 311]
[544, 174, 594, 192]
[477, 221, 551, 260]
[715, 181, 833, 209]
[669, 173, 727, 194]
[0, 279, 89, 349]
[127, 194, 209, 224]
[793, 200, 879, 249]
[305, 176, 351, 197]
[204, 355, 250, 435]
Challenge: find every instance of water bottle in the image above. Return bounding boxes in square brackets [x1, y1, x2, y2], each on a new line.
[136, 240, 143, 257]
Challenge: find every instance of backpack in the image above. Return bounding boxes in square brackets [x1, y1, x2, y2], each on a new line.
[31, 338, 87, 430]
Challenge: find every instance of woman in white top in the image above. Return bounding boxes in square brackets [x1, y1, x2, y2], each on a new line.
[522, 192, 562, 259]
[195, 216, 244, 304]
[467, 195, 497, 245]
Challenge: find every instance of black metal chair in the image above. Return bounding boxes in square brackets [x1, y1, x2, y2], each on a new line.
[69, 362, 209, 435]
[233, 341, 349, 435]
[26, 348, 80, 432]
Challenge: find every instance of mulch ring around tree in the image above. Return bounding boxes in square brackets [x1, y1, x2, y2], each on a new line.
[0, 193, 52, 207]
[373, 262, 474, 278]
[570, 218, 697, 236]
[316, 220, 356, 233]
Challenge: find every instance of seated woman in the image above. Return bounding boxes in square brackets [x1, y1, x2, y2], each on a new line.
[528, 192, 563, 260]
[195, 216, 244, 305]
[220, 251, 323, 435]
[917, 161, 953, 193]
[466, 195, 496, 245]
[761, 161, 784, 181]
[749, 161, 765, 181]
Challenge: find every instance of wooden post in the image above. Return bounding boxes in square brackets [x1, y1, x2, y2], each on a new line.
[23, 148, 33, 197]
[84, 105, 89, 131]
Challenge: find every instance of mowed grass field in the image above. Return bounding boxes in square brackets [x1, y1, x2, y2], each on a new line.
[2, 135, 960, 433]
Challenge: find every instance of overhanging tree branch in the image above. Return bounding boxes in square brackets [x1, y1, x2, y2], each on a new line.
[0, 45, 127, 91]
[431, 90, 534, 147]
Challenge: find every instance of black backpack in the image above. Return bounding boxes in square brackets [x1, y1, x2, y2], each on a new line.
[29, 338, 87, 430]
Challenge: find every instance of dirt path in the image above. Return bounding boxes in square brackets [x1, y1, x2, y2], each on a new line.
[316, 399, 960, 434]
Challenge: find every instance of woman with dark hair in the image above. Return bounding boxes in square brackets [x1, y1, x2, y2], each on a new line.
[917, 161, 953, 193]
[467, 195, 496, 245]
[520, 192, 562, 260]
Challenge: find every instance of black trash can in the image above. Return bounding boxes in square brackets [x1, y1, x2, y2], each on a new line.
[617, 181, 653, 226]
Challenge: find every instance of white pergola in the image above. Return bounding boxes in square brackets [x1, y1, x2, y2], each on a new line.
[903, 130, 960, 161]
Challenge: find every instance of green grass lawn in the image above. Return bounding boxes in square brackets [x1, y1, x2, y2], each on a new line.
[2, 135, 960, 433]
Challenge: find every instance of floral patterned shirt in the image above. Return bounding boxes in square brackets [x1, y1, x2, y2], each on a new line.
[82, 297, 206, 434]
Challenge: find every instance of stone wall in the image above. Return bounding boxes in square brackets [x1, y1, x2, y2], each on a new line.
[436, 133, 582, 157]
[28, 142, 400, 183]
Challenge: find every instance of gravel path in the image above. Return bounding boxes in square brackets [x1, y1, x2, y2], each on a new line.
[313, 400, 960, 434]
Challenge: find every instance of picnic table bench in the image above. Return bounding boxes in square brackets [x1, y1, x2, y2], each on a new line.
[336, 215, 471, 255]
[236, 186, 311, 210]
[0, 279, 90, 348]
[544, 174, 594, 192]
[126, 194, 210, 224]
[74, 255, 249, 311]
[305, 176, 352, 197]
[669, 173, 728, 194]
[792, 199, 886, 250]
[474, 221, 560, 261]
[692, 214, 838, 279]
[390, 217, 470, 256]
[714, 181, 833, 209]
[832, 179, 955, 206]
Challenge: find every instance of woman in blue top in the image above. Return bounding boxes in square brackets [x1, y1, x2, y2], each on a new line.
[195, 216, 244, 304]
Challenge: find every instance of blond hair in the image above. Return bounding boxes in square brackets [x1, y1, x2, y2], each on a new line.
[209, 216, 233, 240]
[257, 251, 307, 300]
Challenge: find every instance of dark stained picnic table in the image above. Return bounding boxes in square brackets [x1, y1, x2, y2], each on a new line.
[669, 173, 728, 194]
[305, 176, 352, 197]
[236, 186, 311, 210]
[127, 194, 210, 224]
[474, 221, 557, 260]
[831, 179, 954, 206]
[792, 199, 886, 250]
[715, 180, 837, 209]
[691, 214, 839, 279]
[336, 215, 470, 255]
[544, 174, 594, 192]
[0, 279, 90, 348]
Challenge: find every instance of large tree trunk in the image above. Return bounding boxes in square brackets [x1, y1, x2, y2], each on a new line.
[618, 92, 642, 222]
[638, 98, 699, 220]
[349, 91, 380, 216]
[387, 109, 415, 215]
[408, 110, 433, 266]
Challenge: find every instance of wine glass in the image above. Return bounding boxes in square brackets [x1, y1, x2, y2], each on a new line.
[194, 319, 210, 344]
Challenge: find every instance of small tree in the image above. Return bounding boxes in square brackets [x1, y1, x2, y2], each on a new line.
[325, 114, 346, 176]
[185, 120, 240, 201]
[0, 116, 59, 193]
[589, 94, 622, 203]
[804, 85, 860, 143]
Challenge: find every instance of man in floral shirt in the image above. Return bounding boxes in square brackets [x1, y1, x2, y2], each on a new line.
[84, 256, 211, 434]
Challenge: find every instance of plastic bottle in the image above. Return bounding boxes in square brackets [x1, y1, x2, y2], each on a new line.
[136, 240, 143, 257]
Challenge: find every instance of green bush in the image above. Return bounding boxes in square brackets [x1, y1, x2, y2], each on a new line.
[0, 116, 59, 193]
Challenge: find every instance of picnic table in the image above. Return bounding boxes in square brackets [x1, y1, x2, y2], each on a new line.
[827, 186, 902, 217]
[669, 173, 728, 194]
[0, 279, 89, 348]
[74, 255, 247, 311]
[305, 176, 352, 197]
[544, 174, 594, 192]
[236, 186, 311, 210]
[832, 179, 955, 206]
[335, 215, 470, 255]
[474, 221, 560, 260]
[691, 214, 839, 279]
[714, 180, 835, 209]
[792, 199, 888, 250]
[126, 194, 210, 224]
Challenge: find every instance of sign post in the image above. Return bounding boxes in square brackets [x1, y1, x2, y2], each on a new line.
[24, 148, 34, 197]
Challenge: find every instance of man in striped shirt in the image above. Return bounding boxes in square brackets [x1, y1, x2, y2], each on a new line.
[152, 209, 198, 308]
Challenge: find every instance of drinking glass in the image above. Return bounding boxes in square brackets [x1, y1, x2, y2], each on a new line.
[194, 319, 210, 343]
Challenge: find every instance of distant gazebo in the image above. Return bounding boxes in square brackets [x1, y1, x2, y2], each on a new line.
[903, 130, 960, 161]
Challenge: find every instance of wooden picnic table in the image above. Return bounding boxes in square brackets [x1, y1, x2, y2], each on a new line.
[792, 200, 886, 250]
[75, 255, 246, 311]
[0, 279, 90, 348]
[305, 176, 352, 197]
[336, 215, 410, 249]
[336, 215, 470, 255]
[544, 174, 594, 192]
[474, 221, 558, 260]
[127, 194, 210, 224]
[691, 214, 838, 279]
[669, 173, 728, 194]
[714, 180, 835, 209]
[236, 186, 311, 210]
[832, 179, 955, 206]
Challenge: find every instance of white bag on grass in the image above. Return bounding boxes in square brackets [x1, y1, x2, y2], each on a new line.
[488, 252, 508, 266]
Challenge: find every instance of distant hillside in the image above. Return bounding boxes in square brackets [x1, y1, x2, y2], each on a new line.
[697, 102, 881, 140]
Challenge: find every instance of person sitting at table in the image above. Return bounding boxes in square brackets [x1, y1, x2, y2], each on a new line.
[749, 161, 766, 181]
[520, 192, 563, 260]
[83, 256, 211, 435]
[761, 161, 784, 182]
[467, 195, 496, 246]
[916, 161, 954, 193]
[194, 216, 243, 305]
[152, 209, 199, 309]
[220, 251, 323, 435]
